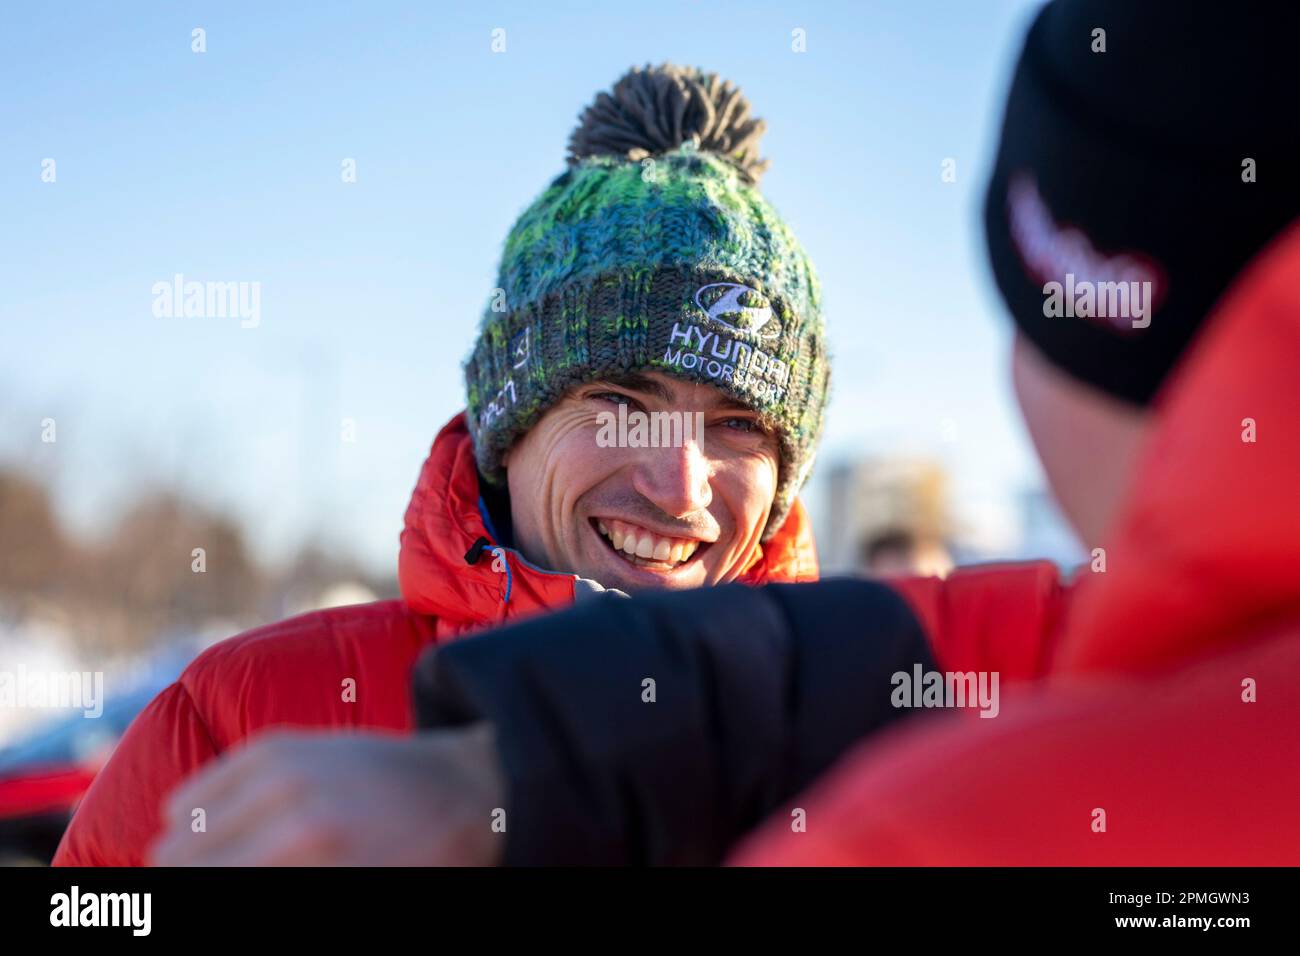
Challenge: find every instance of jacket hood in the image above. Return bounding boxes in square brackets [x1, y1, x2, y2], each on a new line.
[1054, 221, 1300, 676]
[398, 413, 819, 634]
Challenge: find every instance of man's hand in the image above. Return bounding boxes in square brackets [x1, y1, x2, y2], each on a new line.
[151, 723, 505, 866]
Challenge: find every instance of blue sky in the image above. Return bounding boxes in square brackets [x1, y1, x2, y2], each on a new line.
[0, 0, 1059, 575]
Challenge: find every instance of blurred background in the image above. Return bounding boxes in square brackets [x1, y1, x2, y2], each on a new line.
[0, 0, 1080, 860]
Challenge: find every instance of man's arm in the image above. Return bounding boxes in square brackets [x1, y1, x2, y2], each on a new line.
[888, 560, 1069, 681]
[413, 578, 937, 865]
[145, 568, 1068, 867]
[54, 681, 219, 866]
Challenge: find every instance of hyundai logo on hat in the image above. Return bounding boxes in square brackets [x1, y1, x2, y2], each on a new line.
[694, 282, 776, 338]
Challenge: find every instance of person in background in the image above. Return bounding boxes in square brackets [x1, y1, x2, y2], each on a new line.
[861, 529, 953, 579]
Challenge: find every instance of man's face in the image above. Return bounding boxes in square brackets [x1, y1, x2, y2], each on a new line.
[503, 370, 780, 592]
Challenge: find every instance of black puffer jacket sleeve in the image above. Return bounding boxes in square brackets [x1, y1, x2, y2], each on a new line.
[412, 578, 935, 865]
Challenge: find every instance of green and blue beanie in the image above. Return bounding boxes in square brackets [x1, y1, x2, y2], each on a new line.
[464, 64, 830, 539]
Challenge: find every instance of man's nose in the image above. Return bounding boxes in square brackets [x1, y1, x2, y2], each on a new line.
[631, 440, 713, 518]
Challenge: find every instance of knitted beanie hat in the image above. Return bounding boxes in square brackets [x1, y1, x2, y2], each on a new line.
[464, 64, 829, 540]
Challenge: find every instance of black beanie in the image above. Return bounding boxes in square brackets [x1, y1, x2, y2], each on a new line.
[984, 0, 1300, 405]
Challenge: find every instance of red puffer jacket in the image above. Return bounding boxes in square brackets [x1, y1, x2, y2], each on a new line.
[733, 222, 1300, 866]
[53, 412, 823, 866]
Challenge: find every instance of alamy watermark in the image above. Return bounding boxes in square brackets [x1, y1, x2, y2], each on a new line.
[891, 663, 999, 718]
[50, 886, 150, 935]
[152, 273, 261, 328]
[0, 666, 104, 718]
[1042, 272, 1152, 329]
[596, 403, 706, 449]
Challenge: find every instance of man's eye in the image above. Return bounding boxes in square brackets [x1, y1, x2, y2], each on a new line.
[591, 391, 632, 406]
[721, 417, 760, 433]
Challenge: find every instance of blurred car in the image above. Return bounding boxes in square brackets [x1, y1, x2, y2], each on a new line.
[0, 643, 199, 865]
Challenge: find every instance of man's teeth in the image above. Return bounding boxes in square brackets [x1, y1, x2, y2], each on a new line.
[596, 519, 699, 566]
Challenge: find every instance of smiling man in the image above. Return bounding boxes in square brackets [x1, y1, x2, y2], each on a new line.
[53, 63, 829, 866]
[503, 371, 783, 591]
